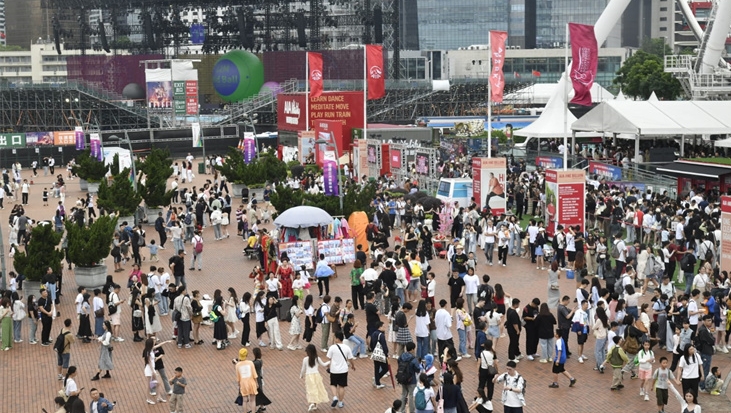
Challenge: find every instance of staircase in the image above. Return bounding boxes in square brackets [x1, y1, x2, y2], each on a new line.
[215, 79, 299, 126]
[67, 80, 153, 122]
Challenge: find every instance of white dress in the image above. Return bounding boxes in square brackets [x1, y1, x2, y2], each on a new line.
[289, 306, 303, 335]
[144, 298, 162, 335]
[225, 297, 239, 323]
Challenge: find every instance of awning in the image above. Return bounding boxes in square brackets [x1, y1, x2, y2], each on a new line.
[655, 162, 731, 179]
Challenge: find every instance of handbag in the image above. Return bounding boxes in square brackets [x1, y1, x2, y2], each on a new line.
[436, 386, 444, 413]
[370, 333, 388, 363]
[149, 378, 158, 395]
[482, 352, 498, 375]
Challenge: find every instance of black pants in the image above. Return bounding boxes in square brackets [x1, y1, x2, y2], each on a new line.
[555, 248, 566, 267]
[304, 316, 316, 342]
[525, 327, 538, 356]
[615, 260, 626, 280]
[240, 313, 251, 346]
[529, 242, 536, 263]
[50, 165, 54, 174]
[516, 203, 524, 220]
[177, 320, 191, 345]
[508, 329, 521, 360]
[477, 368, 496, 400]
[132, 246, 142, 266]
[158, 229, 167, 248]
[351, 284, 364, 310]
[498, 246, 508, 265]
[41, 316, 53, 343]
[560, 326, 571, 355]
[374, 361, 388, 385]
[22, 193, 28, 204]
[172, 190, 179, 203]
[682, 377, 699, 401]
[317, 277, 330, 297]
[437, 337, 454, 358]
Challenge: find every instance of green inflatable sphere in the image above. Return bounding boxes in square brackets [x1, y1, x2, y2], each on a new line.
[212, 50, 264, 102]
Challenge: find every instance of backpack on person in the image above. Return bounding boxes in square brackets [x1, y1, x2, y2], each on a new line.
[551, 236, 559, 251]
[194, 236, 203, 254]
[608, 346, 624, 366]
[414, 387, 427, 410]
[610, 241, 620, 259]
[679, 253, 691, 272]
[614, 277, 625, 295]
[701, 241, 713, 262]
[396, 354, 414, 385]
[622, 335, 641, 354]
[478, 284, 494, 303]
[314, 305, 325, 325]
[53, 330, 69, 353]
[184, 213, 192, 226]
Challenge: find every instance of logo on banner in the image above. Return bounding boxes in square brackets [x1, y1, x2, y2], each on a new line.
[284, 100, 301, 125]
[572, 47, 595, 86]
[369, 65, 383, 79]
[310, 69, 322, 81]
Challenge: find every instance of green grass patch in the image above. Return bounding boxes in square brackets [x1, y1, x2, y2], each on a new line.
[688, 157, 731, 166]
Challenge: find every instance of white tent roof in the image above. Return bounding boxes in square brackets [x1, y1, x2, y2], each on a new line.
[513, 90, 599, 139]
[503, 82, 614, 105]
[715, 138, 731, 148]
[615, 90, 626, 101]
[571, 100, 731, 136]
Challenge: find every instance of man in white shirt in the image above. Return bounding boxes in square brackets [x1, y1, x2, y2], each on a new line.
[435, 299, 454, 357]
[688, 289, 701, 332]
[326, 331, 355, 409]
[613, 233, 627, 281]
[527, 220, 539, 264]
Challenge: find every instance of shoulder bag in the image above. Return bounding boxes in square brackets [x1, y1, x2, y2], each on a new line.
[370, 333, 388, 363]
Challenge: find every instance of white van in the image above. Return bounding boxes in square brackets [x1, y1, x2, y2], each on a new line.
[436, 178, 473, 209]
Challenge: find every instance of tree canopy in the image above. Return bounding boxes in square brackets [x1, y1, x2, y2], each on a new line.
[613, 39, 683, 100]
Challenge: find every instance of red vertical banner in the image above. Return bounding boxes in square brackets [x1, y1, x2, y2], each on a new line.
[489, 31, 508, 103]
[366, 45, 385, 100]
[472, 158, 482, 209]
[569, 23, 598, 106]
[307, 52, 324, 98]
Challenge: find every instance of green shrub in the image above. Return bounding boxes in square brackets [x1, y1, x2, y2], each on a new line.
[13, 224, 64, 281]
[64, 214, 118, 267]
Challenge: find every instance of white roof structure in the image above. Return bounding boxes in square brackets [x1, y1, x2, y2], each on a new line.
[513, 89, 599, 139]
[503, 82, 614, 105]
[571, 100, 731, 136]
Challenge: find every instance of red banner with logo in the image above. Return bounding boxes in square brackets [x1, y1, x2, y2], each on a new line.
[366, 45, 385, 100]
[569, 23, 598, 106]
[307, 52, 324, 98]
[489, 31, 508, 103]
[277, 91, 365, 138]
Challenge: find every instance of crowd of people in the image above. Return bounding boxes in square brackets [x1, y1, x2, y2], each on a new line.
[1, 146, 731, 413]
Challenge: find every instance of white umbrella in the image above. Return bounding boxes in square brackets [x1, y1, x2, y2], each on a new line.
[273, 206, 334, 228]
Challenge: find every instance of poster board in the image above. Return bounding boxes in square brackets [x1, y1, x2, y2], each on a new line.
[721, 196, 731, 272]
[279, 241, 315, 269]
[472, 157, 506, 213]
[536, 156, 563, 169]
[545, 169, 585, 237]
[317, 239, 356, 265]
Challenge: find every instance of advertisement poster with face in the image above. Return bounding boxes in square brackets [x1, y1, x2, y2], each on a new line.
[472, 157, 506, 214]
[415, 152, 430, 175]
[545, 169, 585, 237]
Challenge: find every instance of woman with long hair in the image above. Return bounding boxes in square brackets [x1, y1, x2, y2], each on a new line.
[254, 291, 269, 347]
[239, 292, 252, 346]
[675, 343, 703, 401]
[413, 372, 438, 413]
[414, 300, 430, 360]
[485, 303, 503, 350]
[92, 320, 114, 381]
[288, 295, 303, 350]
[190, 290, 204, 345]
[547, 260, 561, 309]
[300, 344, 330, 411]
[26, 294, 38, 344]
[252, 347, 272, 411]
[303, 294, 317, 343]
[615, 299, 627, 337]
[144, 289, 162, 340]
[0, 297, 13, 350]
[11, 291, 26, 344]
[63, 366, 82, 410]
[592, 307, 610, 373]
[130, 282, 145, 342]
[142, 338, 172, 405]
[225, 287, 239, 339]
[477, 339, 498, 410]
[211, 293, 229, 350]
[535, 302, 557, 363]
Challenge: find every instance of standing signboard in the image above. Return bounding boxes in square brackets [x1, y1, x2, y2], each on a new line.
[472, 157, 507, 214]
[545, 169, 585, 237]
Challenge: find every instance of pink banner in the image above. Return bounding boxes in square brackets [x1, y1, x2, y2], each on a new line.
[243, 132, 256, 164]
[569, 23, 598, 106]
[323, 151, 340, 196]
[489, 31, 508, 103]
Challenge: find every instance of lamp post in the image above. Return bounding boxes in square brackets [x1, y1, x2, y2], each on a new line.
[315, 138, 344, 212]
[108, 134, 137, 192]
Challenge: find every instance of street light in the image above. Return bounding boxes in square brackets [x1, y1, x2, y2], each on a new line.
[315, 138, 344, 212]
[108, 134, 137, 192]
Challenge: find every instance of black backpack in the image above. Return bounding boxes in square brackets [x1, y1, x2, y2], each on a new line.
[396, 354, 414, 384]
[314, 305, 325, 325]
[478, 284, 494, 303]
[551, 235, 559, 251]
[184, 213, 192, 226]
[53, 330, 69, 353]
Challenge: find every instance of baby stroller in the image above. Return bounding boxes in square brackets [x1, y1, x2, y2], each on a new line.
[542, 245, 555, 261]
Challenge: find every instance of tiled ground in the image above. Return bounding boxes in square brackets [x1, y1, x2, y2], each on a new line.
[2, 166, 730, 413]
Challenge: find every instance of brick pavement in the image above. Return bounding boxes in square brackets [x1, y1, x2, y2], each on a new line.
[2, 168, 731, 413]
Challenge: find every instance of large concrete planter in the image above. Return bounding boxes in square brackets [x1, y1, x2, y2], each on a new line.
[74, 264, 108, 290]
[231, 183, 247, 199]
[23, 280, 43, 299]
[117, 215, 135, 229]
[146, 207, 163, 225]
[87, 182, 101, 195]
[79, 179, 89, 192]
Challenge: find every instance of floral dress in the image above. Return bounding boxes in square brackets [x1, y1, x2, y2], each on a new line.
[289, 305, 303, 335]
[278, 264, 294, 299]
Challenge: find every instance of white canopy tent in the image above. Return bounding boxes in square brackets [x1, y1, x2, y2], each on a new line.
[513, 91, 600, 139]
[571, 100, 731, 161]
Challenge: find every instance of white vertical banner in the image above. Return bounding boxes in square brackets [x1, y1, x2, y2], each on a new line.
[192, 122, 202, 148]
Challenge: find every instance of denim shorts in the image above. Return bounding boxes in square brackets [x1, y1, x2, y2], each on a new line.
[57, 352, 70, 368]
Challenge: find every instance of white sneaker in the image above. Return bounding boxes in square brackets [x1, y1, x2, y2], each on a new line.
[485, 401, 493, 410]
[527, 355, 534, 361]
[640, 389, 645, 396]
[578, 356, 584, 364]
[644, 394, 650, 401]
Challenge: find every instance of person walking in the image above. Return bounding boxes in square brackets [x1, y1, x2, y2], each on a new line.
[319, 295, 332, 351]
[397, 341, 423, 413]
[265, 295, 283, 350]
[477, 339, 498, 411]
[56, 318, 75, 381]
[326, 331, 355, 409]
[92, 289, 105, 338]
[548, 329, 577, 389]
[493, 360, 526, 413]
[604, 335, 629, 391]
[300, 344, 331, 411]
[190, 230, 204, 271]
[239, 292, 252, 347]
[91, 321, 114, 381]
[371, 321, 390, 389]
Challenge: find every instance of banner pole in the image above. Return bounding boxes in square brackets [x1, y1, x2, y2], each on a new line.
[363, 45, 368, 146]
[487, 36, 492, 159]
[563, 23, 569, 171]
[305, 52, 310, 132]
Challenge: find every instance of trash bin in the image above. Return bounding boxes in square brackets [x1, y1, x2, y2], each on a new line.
[198, 162, 205, 174]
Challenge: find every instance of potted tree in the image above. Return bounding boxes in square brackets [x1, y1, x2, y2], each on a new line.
[215, 149, 287, 198]
[136, 148, 174, 224]
[65, 214, 118, 288]
[12, 223, 64, 297]
[97, 167, 142, 227]
[72, 149, 108, 194]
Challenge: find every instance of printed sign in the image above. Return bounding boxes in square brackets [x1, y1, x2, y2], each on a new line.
[545, 169, 585, 236]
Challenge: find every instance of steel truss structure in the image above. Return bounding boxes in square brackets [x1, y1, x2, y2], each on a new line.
[44, 0, 391, 54]
[0, 83, 156, 133]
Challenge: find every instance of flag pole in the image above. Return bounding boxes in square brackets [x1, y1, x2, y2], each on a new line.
[487, 38, 492, 159]
[563, 23, 569, 171]
[363, 45, 368, 145]
[305, 52, 310, 131]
